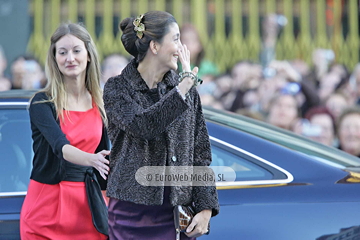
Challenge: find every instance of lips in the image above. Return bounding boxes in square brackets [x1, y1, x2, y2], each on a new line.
[66, 65, 76, 68]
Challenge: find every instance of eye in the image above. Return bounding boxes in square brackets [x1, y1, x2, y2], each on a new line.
[58, 51, 66, 55]
[74, 49, 81, 53]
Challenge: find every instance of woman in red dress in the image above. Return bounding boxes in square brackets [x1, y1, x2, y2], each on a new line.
[20, 23, 110, 240]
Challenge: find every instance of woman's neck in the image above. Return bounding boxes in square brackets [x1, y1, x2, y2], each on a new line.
[137, 58, 167, 89]
[64, 77, 91, 110]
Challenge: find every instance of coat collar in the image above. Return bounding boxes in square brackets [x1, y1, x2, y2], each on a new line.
[122, 58, 179, 90]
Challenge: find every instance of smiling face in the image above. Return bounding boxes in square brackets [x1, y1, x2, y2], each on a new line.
[325, 93, 348, 120]
[309, 114, 335, 146]
[338, 113, 360, 156]
[155, 22, 181, 71]
[267, 94, 298, 130]
[55, 34, 89, 81]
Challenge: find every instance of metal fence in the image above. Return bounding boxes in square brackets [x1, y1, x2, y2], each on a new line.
[28, 0, 359, 73]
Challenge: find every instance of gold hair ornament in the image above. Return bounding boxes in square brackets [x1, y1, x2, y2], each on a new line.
[133, 15, 145, 39]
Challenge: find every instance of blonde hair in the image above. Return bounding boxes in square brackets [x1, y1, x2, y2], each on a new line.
[36, 22, 106, 124]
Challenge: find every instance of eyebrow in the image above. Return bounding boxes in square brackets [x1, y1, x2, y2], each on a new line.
[57, 45, 83, 50]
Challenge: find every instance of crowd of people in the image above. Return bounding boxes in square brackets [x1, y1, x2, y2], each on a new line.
[1, 19, 360, 160]
[197, 48, 360, 158]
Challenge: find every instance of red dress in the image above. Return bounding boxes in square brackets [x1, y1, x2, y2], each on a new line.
[20, 105, 107, 240]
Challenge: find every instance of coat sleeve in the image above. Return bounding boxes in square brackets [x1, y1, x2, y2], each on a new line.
[191, 89, 220, 217]
[103, 77, 190, 140]
[29, 92, 70, 160]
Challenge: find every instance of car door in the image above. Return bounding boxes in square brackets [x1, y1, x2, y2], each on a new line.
[0, 103, 32, 240]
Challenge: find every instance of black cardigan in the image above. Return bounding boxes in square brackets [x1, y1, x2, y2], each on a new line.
[29, 92, 109, 189]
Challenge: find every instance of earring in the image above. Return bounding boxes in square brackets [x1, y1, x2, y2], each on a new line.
[154, 52, 157, 55]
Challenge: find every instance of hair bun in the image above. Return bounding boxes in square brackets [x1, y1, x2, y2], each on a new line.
[119, 17, 138, 57]
[119, 17, 132, 32]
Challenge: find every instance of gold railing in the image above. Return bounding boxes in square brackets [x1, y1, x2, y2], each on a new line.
[28, 0, 359, 73]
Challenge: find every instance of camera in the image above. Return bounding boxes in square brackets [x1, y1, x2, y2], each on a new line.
[262, 67, 277, 79]
[301, 120, 322, 137]
[281, 83, 301, 95]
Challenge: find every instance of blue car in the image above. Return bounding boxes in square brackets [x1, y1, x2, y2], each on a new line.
[1, 90, 360, 240]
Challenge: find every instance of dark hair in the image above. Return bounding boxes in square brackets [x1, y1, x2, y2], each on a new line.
[304, 106, 336, 133]
[119, 11, 177, 63]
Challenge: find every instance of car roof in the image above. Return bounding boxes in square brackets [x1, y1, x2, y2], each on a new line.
[203, 106, 360, 168]
[0, 90, 37, 102]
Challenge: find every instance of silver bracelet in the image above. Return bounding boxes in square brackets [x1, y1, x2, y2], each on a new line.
[179, 71, 203, 86]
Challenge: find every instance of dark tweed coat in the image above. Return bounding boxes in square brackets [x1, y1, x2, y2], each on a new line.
[103, 59, 219, 216]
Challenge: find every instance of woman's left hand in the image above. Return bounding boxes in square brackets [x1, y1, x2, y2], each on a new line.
[185, 209, 212, 238]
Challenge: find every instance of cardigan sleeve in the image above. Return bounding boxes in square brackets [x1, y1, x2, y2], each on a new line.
[191, 89, 220, 217]
[103, 77, 190, 140]
[94, 125, 110, 190]
[29, 92, 70, 160]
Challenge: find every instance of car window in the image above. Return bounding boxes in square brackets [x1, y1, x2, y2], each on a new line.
[0, 109, 32, 193]
[210, 142, 287, 182]
[211, 145, 273, 181]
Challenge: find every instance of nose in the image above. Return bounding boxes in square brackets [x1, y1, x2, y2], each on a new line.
[66, 52, 75, 62]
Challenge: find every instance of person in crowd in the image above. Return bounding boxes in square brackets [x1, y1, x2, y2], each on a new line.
[337, 107, 360, 157]
[229, 61, 262, 112]
[0, 46, 11, 91]
[10, 55, 46, 90]
[260, 13, 287, 70]
[256, 74, 286, 116]
[20, 22, 110, 239]
[306, 48, 335, 87]
[100, 53, 129, 88]
[266, 60, 320, 116]
[318, 72, 342, 102]
[329, 63, 349, 81]
[349, 63, 360, 105]
[213, 73, 236, 110]
[266, 93, 300, 131]
[290, 59, 311, 80]
[241, 88, 261, 112]
[200, 93, 224, 110]
[325, 91, 349, 121]
[179, 23, 219, 79]
[103, 11, 219, 240]
[303, 106, 337, 147]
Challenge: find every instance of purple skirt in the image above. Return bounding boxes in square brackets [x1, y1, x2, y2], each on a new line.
[108, 187, 196, 240]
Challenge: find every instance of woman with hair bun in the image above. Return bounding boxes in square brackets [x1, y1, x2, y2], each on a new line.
[104, 11, 219, 240]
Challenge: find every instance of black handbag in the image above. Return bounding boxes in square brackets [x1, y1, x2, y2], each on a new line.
[173, 205, 195, 240]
